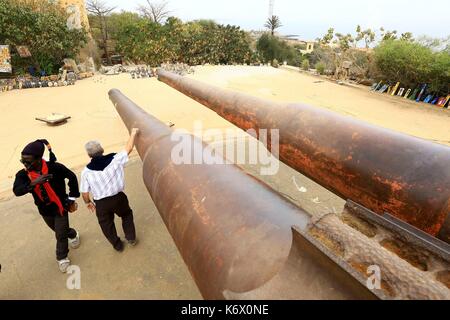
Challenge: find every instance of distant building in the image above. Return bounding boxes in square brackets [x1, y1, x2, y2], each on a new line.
[281, 36, 317, 54]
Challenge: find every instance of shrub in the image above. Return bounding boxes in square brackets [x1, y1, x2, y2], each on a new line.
[309, 46, 336, 74]
[272, 59, 279, 68]
[374, 40, 433, 88]
[256, 33, 296, 64]
[344, 48, 373, 79]
[315, 62, 326, 75]
[428, 51, 450, 94]
[301, 59, 310, 71]
[287, 54, 302, 67]
[114, 16, 253, 66]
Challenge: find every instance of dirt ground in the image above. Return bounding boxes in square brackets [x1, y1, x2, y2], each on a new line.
[0, 66, 449, 299]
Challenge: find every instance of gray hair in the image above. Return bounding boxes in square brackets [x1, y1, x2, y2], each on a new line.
[85, 141, 104, 158]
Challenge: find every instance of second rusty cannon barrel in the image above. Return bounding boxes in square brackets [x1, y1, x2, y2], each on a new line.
[157, 69, 450, 243]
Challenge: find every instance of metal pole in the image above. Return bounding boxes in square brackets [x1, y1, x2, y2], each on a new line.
[156, 69, 450, 243]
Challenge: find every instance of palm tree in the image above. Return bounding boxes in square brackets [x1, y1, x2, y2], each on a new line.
[265, 15, 282, 36]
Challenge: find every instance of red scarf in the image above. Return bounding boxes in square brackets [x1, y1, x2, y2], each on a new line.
[27, 160, 65, 216]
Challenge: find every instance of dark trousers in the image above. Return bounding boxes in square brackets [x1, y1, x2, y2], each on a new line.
[42, 211, 77, 261]
[95, 192, 136, 249]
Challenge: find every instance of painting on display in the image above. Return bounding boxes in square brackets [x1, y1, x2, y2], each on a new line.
[0, 45, 12, 73]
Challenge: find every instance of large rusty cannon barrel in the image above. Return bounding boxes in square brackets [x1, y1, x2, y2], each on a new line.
[108, 89, 383, 300]
[156, 69, 450, 243]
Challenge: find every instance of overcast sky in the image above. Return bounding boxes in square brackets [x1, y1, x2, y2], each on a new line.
[105, 0, 449, 40]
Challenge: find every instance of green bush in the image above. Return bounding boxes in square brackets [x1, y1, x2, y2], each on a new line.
[113, 16, 253, 66]
[374, 39, 450, 95]
[315, 62, 326, 75]
[429, 51, 450, 94]
[309, 46, 336, 74]
[0, 0, 87, 75]
[344, 48, 373, 79]
[272, 59, 279, 68]
[288, 54, 303, 67]
[301, 59, 310, 71]
[256, 33, 296, 64]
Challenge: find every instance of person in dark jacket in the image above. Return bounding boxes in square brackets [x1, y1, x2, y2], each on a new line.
[13, 140, 81, 273]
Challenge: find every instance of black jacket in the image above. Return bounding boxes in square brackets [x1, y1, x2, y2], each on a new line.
[13, 162, 80, 216]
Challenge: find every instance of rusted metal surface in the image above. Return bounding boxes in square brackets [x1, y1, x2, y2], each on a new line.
[346, 201, 450, 261]
[308, 208, 450, 299]
[108, 89, 380, 300]
[156, 69, 450, 243]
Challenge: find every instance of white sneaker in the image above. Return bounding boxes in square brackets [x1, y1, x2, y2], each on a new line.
[128, 239, 138, 247]
[69, 230, 80, 249]
[57, 258, 71, 273]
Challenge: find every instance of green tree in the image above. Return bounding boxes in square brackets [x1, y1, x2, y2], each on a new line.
[319, 28, 335, 45]
[0, 0, 87, 74]
[355, 25, 363, 46]
[428, 51, 450, 94]
[115, 19, 167, 66]
[218, 25, 253, 64]
[308, 45, 336, 71]
[380, 27, 398, 41]
[315, 61, 326, 75]
[374, 40, 431, 86]
[264, 15, 282, 36]
[109, 11, 142, 37]
[356, 26, 375, 48]
[162, 16, 185, 62]
[114, 16, 253, 66]
[256, 33, 295, 64]
[301, 59, 310, 71]
[335, 33, 354, 52]
[400, 32, 414, 42]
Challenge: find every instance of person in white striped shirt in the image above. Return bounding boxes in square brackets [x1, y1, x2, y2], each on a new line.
[80, 129, 139, 252]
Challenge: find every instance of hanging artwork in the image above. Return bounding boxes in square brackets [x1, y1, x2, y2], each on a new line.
[0, 45, 12, 73]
